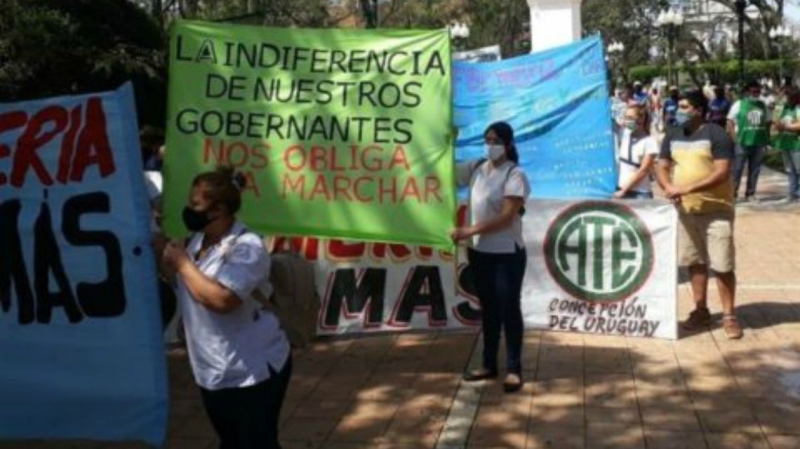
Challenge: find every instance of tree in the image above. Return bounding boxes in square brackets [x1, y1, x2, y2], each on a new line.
[149, 0, 352, 27]
[0, 0, 167, 126]
[465, 0, 529, 57]
[582, 0, 669, 68]
[709, 0, 797, 60]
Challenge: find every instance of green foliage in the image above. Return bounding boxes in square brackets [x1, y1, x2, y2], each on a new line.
[628, 65, 669, 83]
[0, 0, 166, 126]
[465, 0, 528, 57]
[180, 0, 338, 27]
[582, 0, 669, 67]
[629, 59, 799, 85]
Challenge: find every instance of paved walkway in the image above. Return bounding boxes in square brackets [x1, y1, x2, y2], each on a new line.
[3, 169, 800, 449]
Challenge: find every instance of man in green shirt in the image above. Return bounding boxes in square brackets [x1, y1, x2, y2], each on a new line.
[727, 81, 771, 202]
[774, 88, 800, 201]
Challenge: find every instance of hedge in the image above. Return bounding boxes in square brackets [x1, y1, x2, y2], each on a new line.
[628, 59, 799, 86]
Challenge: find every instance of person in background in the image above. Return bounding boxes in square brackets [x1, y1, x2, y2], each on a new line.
[650, 86, 663, 133]
[774, 88, 800, 202]
[453, 122, 531, 393]
[761, 85, 777, 113]
[727, 80, 771, 202]
[161, 166, 292, 448]
[663, 86, 680, 129]
[632, 81, 649, 107]
[655, 90, 741, 339]
[614, 106, 659, 199]
[139, 126, 165, 171]
[612, 87, 630, 127]
[708, 85, 732, 128]
[725, 84, 737, 103]
[139, 127, 176, 330]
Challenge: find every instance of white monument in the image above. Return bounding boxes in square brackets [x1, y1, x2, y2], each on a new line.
[526, 0, 583, 53]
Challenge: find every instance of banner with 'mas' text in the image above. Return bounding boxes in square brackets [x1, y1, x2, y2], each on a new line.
[165, 21, 455, 250]
[0, 84, 168, 445]
[287, 200, 677, 340]
[454, 37, 616, 199]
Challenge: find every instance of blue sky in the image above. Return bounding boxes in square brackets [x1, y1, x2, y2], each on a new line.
[788, 4, 800, 23]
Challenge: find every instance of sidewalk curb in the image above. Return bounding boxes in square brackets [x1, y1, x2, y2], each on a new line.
[435, 337, 484, 448]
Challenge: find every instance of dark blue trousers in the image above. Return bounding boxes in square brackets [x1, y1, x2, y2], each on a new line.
[468, 246, 527, 374]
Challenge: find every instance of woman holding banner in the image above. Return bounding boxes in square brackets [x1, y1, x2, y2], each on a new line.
[161, 166, 292, 449]
[452, 122, 531, 393]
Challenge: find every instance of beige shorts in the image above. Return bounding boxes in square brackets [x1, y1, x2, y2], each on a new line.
[678, 211, 735, 273]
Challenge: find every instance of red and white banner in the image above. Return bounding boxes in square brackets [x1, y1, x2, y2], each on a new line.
[278, 199, 678, 340]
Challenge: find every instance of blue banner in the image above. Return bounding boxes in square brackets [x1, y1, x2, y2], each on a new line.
[0, 84, 167, 446]
[454, 36, 616, 199]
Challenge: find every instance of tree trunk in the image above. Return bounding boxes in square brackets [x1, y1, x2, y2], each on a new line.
[151, 0, 162, 21]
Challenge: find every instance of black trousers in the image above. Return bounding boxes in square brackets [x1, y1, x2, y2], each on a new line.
[199, 356, 293, 449]
[468, 247, 527, 374]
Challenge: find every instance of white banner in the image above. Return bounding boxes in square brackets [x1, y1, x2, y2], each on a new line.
[284, 200, 678, 340]
[271, 232, 479, 334]
[522, 200, 678, 340]
[453, 45, 502, 63]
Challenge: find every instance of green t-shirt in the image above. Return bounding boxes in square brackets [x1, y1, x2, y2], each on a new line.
[736, 99, 770, 146]
[775, 106, 800, 152]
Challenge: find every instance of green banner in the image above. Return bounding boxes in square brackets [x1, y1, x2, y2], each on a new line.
[164, 21, 455, 250]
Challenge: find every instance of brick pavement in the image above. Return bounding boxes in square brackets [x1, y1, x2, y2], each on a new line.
[3, 169, 800, 449]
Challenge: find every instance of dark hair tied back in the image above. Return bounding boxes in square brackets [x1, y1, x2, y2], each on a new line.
[192, 165, 245, 215]
[485, 121, 520, 164]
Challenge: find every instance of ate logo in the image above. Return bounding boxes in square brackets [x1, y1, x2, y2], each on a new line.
[544, 202, 654, 303]
[747, 110, 764, 127]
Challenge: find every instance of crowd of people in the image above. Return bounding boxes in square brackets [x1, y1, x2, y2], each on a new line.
[612, 79, 800, 203]
[132, 77, 800, 447]
[609, 77, 800, 342]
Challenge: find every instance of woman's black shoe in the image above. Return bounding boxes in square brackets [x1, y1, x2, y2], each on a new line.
[503, 373, 523, 393]
[462, 369, 498, 382]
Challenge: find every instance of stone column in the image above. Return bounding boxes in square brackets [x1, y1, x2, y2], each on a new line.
[526, 0, 583, 53]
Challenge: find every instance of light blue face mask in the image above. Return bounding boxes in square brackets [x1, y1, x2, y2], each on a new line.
[674, 110, 692, 126]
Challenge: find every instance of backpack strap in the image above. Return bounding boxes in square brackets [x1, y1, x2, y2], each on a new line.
[619, 131, 642, 169]
[213, 227, 276, 310]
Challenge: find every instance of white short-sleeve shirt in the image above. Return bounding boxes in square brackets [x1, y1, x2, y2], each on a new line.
[458, 160, 531, 253]
[143, 171, 162, 232]
[177, 221, 290, 391]
[616, 129, 658, 194]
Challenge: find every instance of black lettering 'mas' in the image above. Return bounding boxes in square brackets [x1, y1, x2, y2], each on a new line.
[62, 192, 125, 318]
[0, 199, 35, 324]
[34, 199, 84, 324]
[323, 268, 386, 328]
[393, 266, 447, 324]
[455, 263, 481, 322]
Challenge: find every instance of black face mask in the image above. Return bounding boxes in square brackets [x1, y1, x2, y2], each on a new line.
[182, 206, 213, 232]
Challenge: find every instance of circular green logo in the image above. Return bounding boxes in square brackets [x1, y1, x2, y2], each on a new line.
[544, 201, 654, 303]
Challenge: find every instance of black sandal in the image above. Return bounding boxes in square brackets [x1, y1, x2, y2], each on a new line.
[462, 368, 498, 382]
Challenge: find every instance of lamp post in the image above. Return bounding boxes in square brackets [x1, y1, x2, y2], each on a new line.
[607, 41, 625, 85]
[770, 25, 792, 84]
[449, 22, 470, 52]
[656, 9, 684, 87]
